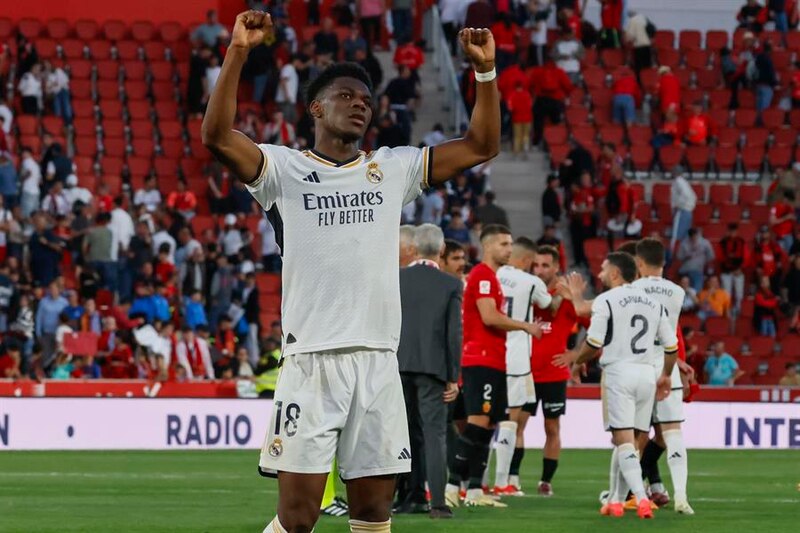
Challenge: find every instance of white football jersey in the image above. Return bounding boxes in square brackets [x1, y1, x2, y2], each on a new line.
[586, 284, 678, 368]
[632, 276, 686, 385]
[497, 265, 552, 375]
[246, 144, 431, 357]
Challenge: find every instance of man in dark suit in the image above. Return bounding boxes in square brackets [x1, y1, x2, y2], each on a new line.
[396, 224, 463, 519]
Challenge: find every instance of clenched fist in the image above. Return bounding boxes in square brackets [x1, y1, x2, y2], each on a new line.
[231, 10, 274, 50]
[459, 28, 496, 73]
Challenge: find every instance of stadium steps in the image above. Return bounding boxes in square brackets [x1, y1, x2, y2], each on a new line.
[488, 149, 550, 239]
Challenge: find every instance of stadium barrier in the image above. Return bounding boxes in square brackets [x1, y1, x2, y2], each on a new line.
[2, 398, 799, 450]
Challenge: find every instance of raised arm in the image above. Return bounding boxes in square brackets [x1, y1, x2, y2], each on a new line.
[428, 28, 500, 185]
[201, 11, 272, 184]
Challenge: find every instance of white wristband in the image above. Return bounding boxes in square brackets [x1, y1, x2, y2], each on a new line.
[474, 68, 497, 83]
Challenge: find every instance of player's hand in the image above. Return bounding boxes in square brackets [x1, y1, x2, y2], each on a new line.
[231, 10, 274, 50]
[570, 363, 586, 384]
[560, 272, 587, 302]
[526, 318, 544, 339]
[656, 374, 671, 401]
[553, 350, 576, 368]
[443, 382, 459, 403]
[555, 277, 573, 300]
[459, 28, 496, 72]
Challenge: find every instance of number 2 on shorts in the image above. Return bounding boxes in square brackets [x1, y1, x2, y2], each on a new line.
[483, 384, 493, 401]
[273, 401, 302, 437]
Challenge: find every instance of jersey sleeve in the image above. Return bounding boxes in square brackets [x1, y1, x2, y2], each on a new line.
[391, 145, 433, 205]
[531, 276, 553, 309]
[245, 144, 290, 210]
[656, 305, 679, 354]
[586, 296, 610, 349]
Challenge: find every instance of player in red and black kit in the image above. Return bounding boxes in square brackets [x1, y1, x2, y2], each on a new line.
[525, 244, 579, 497]
[445, 225, 542, 508]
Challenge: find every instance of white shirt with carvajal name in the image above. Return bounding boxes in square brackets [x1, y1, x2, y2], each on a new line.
[497, 265, 552, 376]
[586, 284, 678, 369]
[246, 144, 432, 357]
[632, 275, 686, 387]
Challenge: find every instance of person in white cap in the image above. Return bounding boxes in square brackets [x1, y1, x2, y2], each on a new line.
[220, 213, 243, 260]
[64, 174, 92, 211]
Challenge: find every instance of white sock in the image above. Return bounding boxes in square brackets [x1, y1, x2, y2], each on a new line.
[617, 443, 647, 502]
[614, 453, 630, 504]
[608, 447, 619, 503]
[509, 474, 521, 488]
[263, 516, 287, 533]
[494, 421, 517, 488]
[349, 519, 390, 532]
[663, 429, 688, 501]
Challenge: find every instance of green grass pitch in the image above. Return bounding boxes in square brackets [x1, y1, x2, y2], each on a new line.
[0, 449, 797, 532]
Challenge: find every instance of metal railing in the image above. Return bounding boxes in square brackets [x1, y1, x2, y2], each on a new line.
[423, 6, 468, 135]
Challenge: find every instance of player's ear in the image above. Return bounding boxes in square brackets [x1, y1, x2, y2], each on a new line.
[309, 100, 323, 119]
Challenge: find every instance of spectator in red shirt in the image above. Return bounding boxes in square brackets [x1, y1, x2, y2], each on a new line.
[611, 68, 641, 125]
[530, 60, 573, 146]
[499, 61, 529, 101]
[559, 7, 583, 41]
[754, 275, 780, 337]
[657, 66, 681, 115]
[569, 171, 597, 267]
[393, 39, 425, 79]
[598, 0, 623, 49]
[596, 142, 624, 190]
[753, 225, 788, 293]
[790, 61, 800, 108]
[0, 345, 22, 378]
[719, 223, 748, 312]
[770, 189, 797, 251]
[681, 101, 718, 146]
[490, 13, 522, 71]
[166, 178, 198, 221]
[95, 183, 114, 213]
[507, 81, 533, 158]
[652, 108, 681, 148]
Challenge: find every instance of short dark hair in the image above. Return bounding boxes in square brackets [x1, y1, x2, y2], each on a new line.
[536, 244, 560, 263]
[616, 241, 639, 256]
[480, 224, 512, 242]
[636, 238, 666, 267]
[443, 239, 464, 258]
[607, 252, 638, 283]
[513, 236, 537, 253]
[305, 62, 373, 106]
[785, 189, 796, 202]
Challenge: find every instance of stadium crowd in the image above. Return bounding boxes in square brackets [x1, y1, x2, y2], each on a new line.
[0, 1, 798, 389]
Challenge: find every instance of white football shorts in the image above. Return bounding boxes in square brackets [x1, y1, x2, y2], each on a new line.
[507, 373, 537, 408]
[258, 349, 410, 480]
[652, 364, 685, 424]
[601, 363, 658, 433]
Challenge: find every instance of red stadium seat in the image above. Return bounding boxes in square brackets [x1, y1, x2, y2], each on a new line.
[739, 221, 758, 241]
[549, 144, 570, 168]
[124, 81, 149, 101]
[158, 120, 183, 140]
[714, 146, 738, 174]
[131, 21, 156, 42]
[767, 145, 793, 170]
[771, 128, 796, 147]
[153, 101, 179, 120]
[761, 108, 785, 130]
[96, 60, 120, 80]
[748, 336, 775, 358]
[686, 146, 711, 174]
[708, 90, 732, 110]
[570, 125, 596, 147]
[718, 204, 740, 224]
[68, 59, 92, 79]
[131, 139, 155, 157]
[36, 39, 58, 59]
[772, 50, 792, 71]
[743, 127, 769, 148]
[129, 120, 154, 139]
[151, 81, 176, 101]
[659, 145, 684, 170]
[653, 30, 675, 50]
[153, 157, 178, 177]
[738, 184, 763, 206]
[101, 157, 125, 176]
[544, 125, 568, 147]
[787, 32, 800, 51]
[600, 49, 624, 68]
[159, 22, 184, 43]
[70, 79, 92, 100]
[695, 69, 721, 90]
[735, 109, 758, 128]
[582, 47, 598, 66]
[679, 30, 702, 51]
[72, 117, 97, 137]
[685, 49, 709, 70]
[16, 116, 39, 136]
[116, 40, 140, 60]
[96, 81, 120, 100]
[46, 19, 71, 40]
[191, 215, 218, 237]
[748, 204, 771, 225]
[741, 146, 765, 173]
[705, 30, 728, 51]
[89, 40, 113, 60]
[75, 19, 99, 40]
[180, 159, 205, 178]
[126, 100, 151, 121]
[738, 91, 756, 109]
[705, 317, 731, 337]
[149, 61, 174, 82]
[649, 184, 670, 207]
[122, 61, 147, 80]
[694, 203, 713, 222]
[103, 20, 128, 41]
[143, 42, 168, 61]
[74, 156, 95, 176]
[72, 100, 94, 119]
[735, 317, 755, 339]
[42, 116, 64, 136]
[61, 39, 86, 59]
[99, 100, 123, 120]
[781, 335, 800, 357]
[565, 108, 590, 126]
[0, 18, 12, 40]
[701, 222, 726, 241]
[599, 124, 625, 146]
[18, 18, 43, 39]
[103, 119, 126, 139]
[186, 119, 203, 140]
[127, 156, 151, 179]
[102, 138, 127, 157]
[627, 125, 653, 147]
[582, 66, 607, 90]
[691, 182, 707, 202]
[159, 139, 185, 158]
[656, 49, 680, 70]
[716, 127, 740, 148]
[74, 136, 98, 155]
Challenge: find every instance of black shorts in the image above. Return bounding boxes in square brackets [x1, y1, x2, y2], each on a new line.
[524, 380, 567, 419]
[462, 366, 508, 423]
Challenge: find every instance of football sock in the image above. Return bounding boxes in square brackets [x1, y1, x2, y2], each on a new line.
[320, 461, 337, 509]
[641, 439, 666, 485]
[541, 458, 558, 483]
[614, 452, 630, 504]
[448, 431, 473, 485]
[349, 519, 390, 532]
[509, 447, 525, 477]
[617, 443, 647, 502]
[494, 421, 517, 487]
[264, 516, 288, 533]
[663, 429, 689, 501]
[465, 424, 494, 490]
[608, 447, 619, 503]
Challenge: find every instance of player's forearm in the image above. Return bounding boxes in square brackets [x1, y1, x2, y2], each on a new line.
[663, 351, 678, 377]
[463, 64, 501, 159]
[201, 47, 248, 146]
[574, 342, 599, 365]
[482, 307, 529, 332]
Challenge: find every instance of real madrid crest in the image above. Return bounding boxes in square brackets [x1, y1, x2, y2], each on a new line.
[268, 438, 283, 457]
[366, 162, 384, 184]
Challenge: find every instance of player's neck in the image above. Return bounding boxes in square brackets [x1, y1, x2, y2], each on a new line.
[638, 267, 663, 278]
[484, 259, 501, 272]
[312, 134, 361, 163]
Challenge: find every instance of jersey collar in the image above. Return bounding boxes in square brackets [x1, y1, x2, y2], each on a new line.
[408, 259, 440, 269]
[305, 149, 365, 168]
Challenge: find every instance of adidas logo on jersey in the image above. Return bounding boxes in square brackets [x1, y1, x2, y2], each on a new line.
[669, 452, 682, 460]
[303, 171, 321, 183]
[397, 448, 412, 460]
